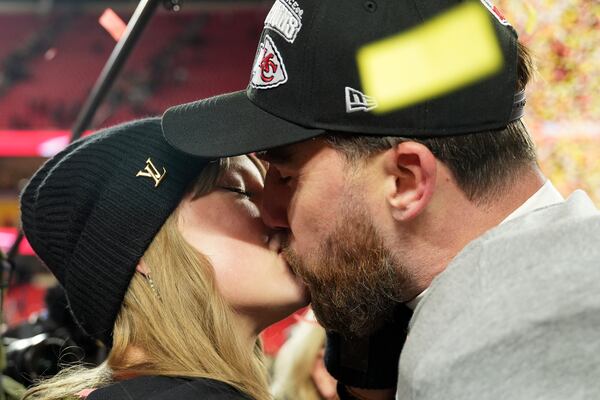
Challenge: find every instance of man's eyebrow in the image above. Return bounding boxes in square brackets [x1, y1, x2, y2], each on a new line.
[257, 148, 293, 165]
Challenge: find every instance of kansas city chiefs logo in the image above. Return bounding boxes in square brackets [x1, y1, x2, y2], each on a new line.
[251, 35, 288, 89]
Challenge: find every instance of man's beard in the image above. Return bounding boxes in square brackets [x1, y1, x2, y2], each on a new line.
[283, 205, 416, 337]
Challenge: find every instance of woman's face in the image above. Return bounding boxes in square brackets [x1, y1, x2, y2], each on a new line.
[178, 156, 309, 332]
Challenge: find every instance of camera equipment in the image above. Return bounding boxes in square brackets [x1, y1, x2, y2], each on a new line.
[2, 286, 106, 386]
[4, 333, 78, 386]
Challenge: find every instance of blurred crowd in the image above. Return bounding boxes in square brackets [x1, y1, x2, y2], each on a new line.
[498, 0, 599, 122]
[498, 0, 599, 204]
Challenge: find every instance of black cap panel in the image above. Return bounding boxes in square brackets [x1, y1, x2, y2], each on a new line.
[163, 0, 523, 157]
[163, 91, 324, 158]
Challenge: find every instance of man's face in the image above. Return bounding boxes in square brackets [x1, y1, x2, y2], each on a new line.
[261, 139, 416, 336]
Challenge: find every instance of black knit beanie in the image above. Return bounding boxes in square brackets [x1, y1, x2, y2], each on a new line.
[20, 117, 207, 347]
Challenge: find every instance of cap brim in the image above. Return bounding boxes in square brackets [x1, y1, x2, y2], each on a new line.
[162, 90, 324, 158]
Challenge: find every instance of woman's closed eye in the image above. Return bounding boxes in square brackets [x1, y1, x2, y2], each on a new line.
[219, 186, 253, 198]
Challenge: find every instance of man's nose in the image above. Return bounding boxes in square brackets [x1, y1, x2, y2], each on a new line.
[261, 167, 291, 230]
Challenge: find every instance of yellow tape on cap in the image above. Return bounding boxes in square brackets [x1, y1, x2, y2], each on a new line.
[357, 2, 504, 114]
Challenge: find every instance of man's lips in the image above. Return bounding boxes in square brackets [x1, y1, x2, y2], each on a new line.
[268, 230, 296, 255]
[268, 231, 285, 253]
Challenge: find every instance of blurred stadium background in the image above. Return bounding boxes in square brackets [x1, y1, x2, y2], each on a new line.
[0, 0, 597, 387]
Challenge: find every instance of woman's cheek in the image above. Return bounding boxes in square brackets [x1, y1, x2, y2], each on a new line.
[212, 245, 268, 306]
[226, 209, 267, 246]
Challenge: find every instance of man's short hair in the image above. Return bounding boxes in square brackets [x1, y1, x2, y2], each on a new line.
[325, 42, 537, 205]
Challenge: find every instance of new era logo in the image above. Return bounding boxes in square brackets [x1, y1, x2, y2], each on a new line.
[251, 35, 288, 89]
[345, 87, 378, 113]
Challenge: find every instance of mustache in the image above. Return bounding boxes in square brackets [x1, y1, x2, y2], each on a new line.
[281, 243, 302, 277]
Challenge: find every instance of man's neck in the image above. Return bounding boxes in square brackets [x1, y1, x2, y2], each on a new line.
[487, 169, 549, 226]
[404, 166, 547, 296]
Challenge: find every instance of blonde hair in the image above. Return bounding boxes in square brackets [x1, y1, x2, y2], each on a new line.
[271, 322, 327, 400]
[23, 157, 271, 400]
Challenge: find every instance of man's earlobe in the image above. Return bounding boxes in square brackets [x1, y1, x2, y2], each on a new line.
[385, 142, 437, 221]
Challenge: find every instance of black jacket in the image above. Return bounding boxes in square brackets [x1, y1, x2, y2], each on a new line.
[87, 375, 253, 400]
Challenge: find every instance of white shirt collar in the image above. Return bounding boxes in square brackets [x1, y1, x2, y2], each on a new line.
[406, 180, 564, 310]
[500, 180, 564, 224]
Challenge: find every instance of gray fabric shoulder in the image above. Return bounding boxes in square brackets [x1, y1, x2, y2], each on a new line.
[398, 192, 600, 400]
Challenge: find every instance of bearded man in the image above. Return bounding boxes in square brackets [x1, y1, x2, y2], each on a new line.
[162, 0, 600, 399]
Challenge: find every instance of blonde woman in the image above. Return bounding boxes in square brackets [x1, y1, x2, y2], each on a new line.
[20, 118, 309, 400]
[271, 311, 337, 400]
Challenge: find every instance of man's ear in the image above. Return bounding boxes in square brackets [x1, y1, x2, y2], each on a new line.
[383, 141, 437, 221]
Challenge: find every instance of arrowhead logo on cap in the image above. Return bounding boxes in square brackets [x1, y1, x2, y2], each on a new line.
[479, 0, 511, 26]
[251, 35, 288, 89]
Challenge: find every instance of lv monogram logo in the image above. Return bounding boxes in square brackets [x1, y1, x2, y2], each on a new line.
[136, 158, 166, 187]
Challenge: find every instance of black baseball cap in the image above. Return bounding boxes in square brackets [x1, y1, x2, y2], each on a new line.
[163, 0, 525, 158]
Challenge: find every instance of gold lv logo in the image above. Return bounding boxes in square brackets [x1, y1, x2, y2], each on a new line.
[136, 158, 166, 188]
